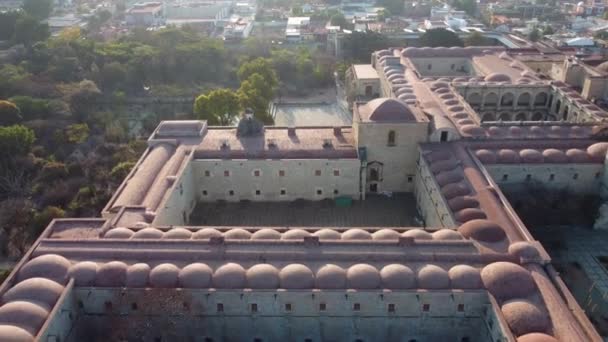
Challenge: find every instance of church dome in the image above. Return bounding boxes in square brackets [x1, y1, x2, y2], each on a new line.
[126, 263, 150, 287]
[313, 229, 341, 240]
[68, 261, 98, 286]
[149, 263, 180, 288]
[360, 98, 417, 122]
[380, 264, 415, 289]
[18, 254, 70, 284]
[280, 264, 314, 289]
[251, 229, 281, 240]
[192, 228, 222, 239]
[0, 300, 50, 334]
[315, 264, 346, 289]
[179, 263, 213, 288]
[347, 264, 380, 289]
[213, 263, 246, 289]
[458, 219, 506, 242]
[481, 262, 536, 301]
[417, 265, 450, 289]
[501, 299, 549, 336]
[484, 73, 512, 83]
[105, 227, 134, 239]
[448, 265, 482, 289]
[3, 278, 64, 306]
[96, 261, 128, 287]
[163, 228, 192, 239]
[0, 325, 34, 342]
[246, 264, 279, 289]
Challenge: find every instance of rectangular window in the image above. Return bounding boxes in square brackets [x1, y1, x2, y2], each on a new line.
[333, 189, 339, 195]
[205, 170, 211, 177]
[502, 174, 508, 181]
[316, 189, 323, 195]
[353, 303, 361, 311]
[285, 303, 292, 311]
[573, 173, 578, 180]
[229, 190, 234, 196]
[251, 303, 258, 312]
[333, 169, 340, 176]
[457, 304, 465, 312]
[202, 190, 208, 196]
[279, 170, 285, 177]
[255, 190, 261, 196]
[280, 189, 287, 195]
[549, 174, 555, 181]
[422, 304, 430, 312]
[253, 170, 261, 177]
[217, 303, 224, 312]
[388, 304, 396, 312]
[315, 170, 322, 176]
[525, 174, 531, 182]
[407, 175, 413, 183]
[224, 170, 230, 177]
[319, 303, 326, 311]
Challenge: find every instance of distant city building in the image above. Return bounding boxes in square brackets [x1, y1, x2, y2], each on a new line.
[286, 16, 311, 42]
[222, 15, 253, 40]
[126, 2, 164, 27]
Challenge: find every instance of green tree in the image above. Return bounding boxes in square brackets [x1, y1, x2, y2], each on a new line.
[0, 100, 22, 126]
[237, 58, 278, 89]
[376, 0, 404, 15]
[342, 31, 394, 61]
[330, 13, 348, 27]
[194, 89, 241, 125]
[0, 11, 20, 41]
[528, 28, 541, 42]
[543, 26, 554, 35]
[65, 123, 89, 143]
[0, 125, 35, 156]
[22, 0, 53, 20]
[452, 0, 477, 16]
[238, 74, 274, 124]
[419, 28, 464, 47]
[377, 8, 391, 22]
[98, 62, 127, 90]
[12, 14, 50, 46]
[292, 5, 303, 16]
[8, 96, 50, 120]
[31, 206, 64, 235]
[110, 161, 135, 181]
[464, 31, 488, 46]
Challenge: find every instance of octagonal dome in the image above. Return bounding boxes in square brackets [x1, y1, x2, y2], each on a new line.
[359, 98, 417, 122]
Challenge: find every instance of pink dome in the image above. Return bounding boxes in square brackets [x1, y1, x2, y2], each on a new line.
[457, 119, 475, 126]
[342, 229, 372, 240]
[68, 261, 98, 286]
[246, 264, 279, 289]
[475, 149, 497, 164]
[435, 171, 464, 187]
[587, 142, 608, 162]
[313, 229, 341, 240]
[281, 229, 311, 240]
[448, 265, 482, 289]
[508, 242, 540, 260]
[18, 254, 70, 284]
[0, 325, 34, 342]
[498, 149, 520, 163]
[126, 263, 150, 287]
[280, 264, 314, 289]
[509, 126, 523, 136]
[347, 264, 380, 289]
[192, 228, 222, 239]
[96, 261, 128, 287]
[481, 262, 536, 301]
[315, 264, 346, 289]
[0, 300, 50, 334]
[223, 228, 252, 240]
[372, 229, 400, 240]
[149, 263, 179, 288]
[460, 125, 485, 137]
[380, 264, 415, 289]
[566, 149, 591, 163]
[502, 299, 550, 336]
[520, 149, 544, 163]
[2, 278, 63, 306]
[179, 263, 213, 288]
[454, 208, 487, 222]
[517, 333, 558, 342]
[251, 228, 281, 240]
[542, 149, 567, 163]
[417, 265, 450, 289]
[451, 112, 469, 120]
[430, 159, 459, 174]
[448, 196, 479, 212]
[132, 228, 164, 239]
[425, 150, 451, 162]
[432, 229, 462, 240]
[163, 228, 192, 239]
[458, 219, 505, 242]
[402, 229, 432, 240]
[485, 73, 512, 82]
[213, 263, 246, 289]
[105, 227, 134, 239]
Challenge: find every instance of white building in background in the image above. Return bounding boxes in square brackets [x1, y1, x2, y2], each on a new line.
[126, 2, 165, 27]
[285, 16, 311, 42]
[222, 15, 253, 40]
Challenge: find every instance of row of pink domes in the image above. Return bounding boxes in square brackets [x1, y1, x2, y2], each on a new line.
[104, 227, 465, 241]
[474, 143, 608, 164]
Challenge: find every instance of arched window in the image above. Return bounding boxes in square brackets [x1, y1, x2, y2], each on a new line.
[467, 93, 482, 106]
[563, 106, 569, 121]
[501, 93, 514, 106]
[387, 130, 396, 146]
[555, 99, 561, 115]
[515, 112, 527, 121]
[534, 92, 548, 106]
[531, 112, 543, 121]
[499, 113, 511, 121]
[517, 93, 531, 106]
[484, 93, 498, 106]
[481, 113, 495, 122]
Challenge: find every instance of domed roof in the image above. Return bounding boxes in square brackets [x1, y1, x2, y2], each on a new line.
[315, 264, 346, 289]
[360, 98, 417, 122]
[475, 149, 497, 164]
[425, 150, 451, 162]
[542, 149, 567, 163]
[498, 149, 521, 163]
[441, 182, 471, 200]
[432, 229, 462, 240]
[587, 142, 608, 162]
[0, 300, 50, 334]
[96, 261, 128, 287]
[132, 228, 164, 239]
[566, 149, 591, 163]
[435, 171, 464, 187]
[281, 229, 311, 240]
[313, 229, 341, 240]
[458, 219, 506, 242]
[179, 263, 212, 288]
[448, 265, 482, 289]
[3, 278, 64, 306]
[163, 228, 192, 239]
[461, 125, 486, 137]
[223, 228, 251, 240]
[517, 333, 558, 342]
[448, 196, 479, 212]
[246, 264, 279, 289]
[520, 149, 544, 163]
[192, 228, 222, 239]
[126, 263, 150, 287]
[430, 159, 459, 174]
[213, 263, 246, 289]
[508, 242, 540, 260]
[402, 229, 432, 240]
[251, 229, 281, 240]
[342, 229, 372, 240]
[105, 227, 134, 239]
[280, 264, 314, 289]
[0, 325, 34, 342]
[347, 264, 380, 289]
[19, 254, 70, 284]
[481, 262, 536, 301]
[380, 264, 415, 289]
[484, 73, 512, 83]
[68, 261, 98, 286]
[149, 263, 179, 288]
[598, 61, 608, 73]
[372, 229, 400, 240]
[417, 265, 450, 289]
[501, 299, 549, 336]
[454, 208, 487, 222]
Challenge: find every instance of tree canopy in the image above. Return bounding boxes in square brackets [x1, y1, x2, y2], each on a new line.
[342, 31, 395, 62]
[452, 0, 477, 16]
[22, 0, 53, 20]
[330, 13, 348, 28]
[0, 100, 22, 126]
[194, 89, 241, 125]
[464, 31, 490, 46]
[0, 125, 35, 156]
[419, 28, 464, 47]
[376, 0, 404, 15]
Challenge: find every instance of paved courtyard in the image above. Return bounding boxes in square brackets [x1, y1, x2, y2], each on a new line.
[273, 102, 352, 127]
[189, 194, 420, 227]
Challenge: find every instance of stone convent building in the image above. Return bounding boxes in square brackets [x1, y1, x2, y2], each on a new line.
[2, 46, 608, 342]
